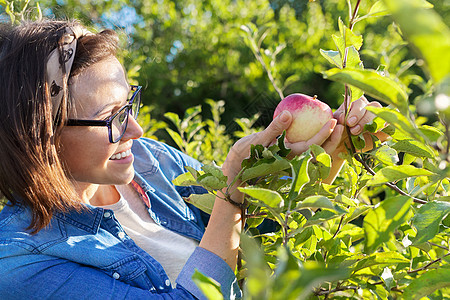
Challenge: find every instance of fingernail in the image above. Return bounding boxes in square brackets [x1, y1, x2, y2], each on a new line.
[330, 118, 337, 129]
[279, 110, 289, 122]
[352, 124, 361, 134]
[348, 116, 357, 126]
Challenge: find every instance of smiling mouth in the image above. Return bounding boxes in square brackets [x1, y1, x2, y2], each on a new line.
[109, 149, 132, 160]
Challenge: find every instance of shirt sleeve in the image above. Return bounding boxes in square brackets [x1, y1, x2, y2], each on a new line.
[0, 249, 222, 300]
[176, 247, 242, 300]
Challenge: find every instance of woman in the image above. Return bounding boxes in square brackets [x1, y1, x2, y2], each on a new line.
[0, 20, 383, 299]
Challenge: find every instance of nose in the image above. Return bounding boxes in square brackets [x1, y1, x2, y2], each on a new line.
[122, 115, 144, 141]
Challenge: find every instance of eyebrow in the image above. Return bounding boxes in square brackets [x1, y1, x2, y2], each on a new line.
[92, 99, 126, 118]
[91, 84, 131, 118]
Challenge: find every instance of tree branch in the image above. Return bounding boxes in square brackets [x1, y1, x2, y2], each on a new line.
[353, 154, 427, 204]
[315, 285, 358, 296]
[407, 252, 450, 274]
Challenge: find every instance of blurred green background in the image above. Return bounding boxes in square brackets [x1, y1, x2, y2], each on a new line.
[0, 0, 449, 136]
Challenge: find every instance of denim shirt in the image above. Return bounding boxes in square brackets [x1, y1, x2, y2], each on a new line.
[0, 138, 241, 299]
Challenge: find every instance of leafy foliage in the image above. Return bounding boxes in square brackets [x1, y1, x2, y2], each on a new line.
[172, 1, 450, 299]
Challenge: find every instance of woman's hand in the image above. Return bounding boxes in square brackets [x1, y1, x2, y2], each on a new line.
[323, 96, 390, 155]
[222, 110, 337, 180]
[321, 96, 390, 183]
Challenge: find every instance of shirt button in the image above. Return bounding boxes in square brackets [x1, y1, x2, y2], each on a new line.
[118, 232, 126, 239]
[112, 272, 120, 280]
[103, 211, 111, 218]
[165, 279, 171, 286]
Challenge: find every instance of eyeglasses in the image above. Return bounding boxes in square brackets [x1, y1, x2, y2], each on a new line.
[66, 85, 142, 143]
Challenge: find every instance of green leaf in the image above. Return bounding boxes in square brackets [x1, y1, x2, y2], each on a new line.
[363, 196, 413, 253]
[239, 187, 284, 208]
[185, 166, 201, 180]
[403, 266, 450, 300]
[201, 164, 227, 182]
[419, 125, 444, 142]
[304, 210, 343, 227]
[240, 234, 271, 299]
[164, 112, 181, 129]
[323, 68, 409, 114]
[275, 131, 291, 157]
[289, 154, 312, 198]
[197, 174, 227, 190]
[353, 251, 409, 272]
[241, 157, 290, 182]
[412, 201, 450, 245]
[391, 139, 435, 158]
[346, 46, 363, 69]
[383, 0, 450, 84]
[332, 34, 345, 57]
[367, 1, 390, 18]
[365, 106, 423, 141]
[367, 165, 434, 186]
[172, 171, 201, 187]
[370, 145, 399, 166]
[364, 116, 386, 133]
[272, 249, 349, 300]
[338, 18, 363, 51]
[320, 49, 343, 68]
[184, 193, 215, 214]
[344, 206, 371, 224]
[313, 153, 331, 180]
[351, 134, 366, 150]
[293, 227, 314, 247]
[296, 196, 347, 214]
[166, 128, 185, 150]
[192, 269, 224, 300]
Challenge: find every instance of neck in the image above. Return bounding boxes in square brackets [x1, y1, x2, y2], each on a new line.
[72, 182, 120, 206]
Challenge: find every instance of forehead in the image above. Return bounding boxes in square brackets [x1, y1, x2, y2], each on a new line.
[69, 57, 128, 116]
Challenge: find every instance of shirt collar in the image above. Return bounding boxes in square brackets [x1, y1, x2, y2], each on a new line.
[54, 204, 103, 234]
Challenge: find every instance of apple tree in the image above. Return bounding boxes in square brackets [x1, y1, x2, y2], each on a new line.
[175, 0, 450, 298]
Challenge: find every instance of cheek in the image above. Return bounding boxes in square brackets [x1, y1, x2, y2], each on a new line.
[59, 128, 114, 174]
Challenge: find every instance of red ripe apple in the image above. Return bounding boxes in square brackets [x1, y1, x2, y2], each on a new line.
[273, 93, 333, 143]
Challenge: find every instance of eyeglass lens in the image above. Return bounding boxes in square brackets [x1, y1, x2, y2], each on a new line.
[110, 87, 141, 143]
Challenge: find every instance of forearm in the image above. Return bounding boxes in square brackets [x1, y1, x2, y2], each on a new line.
[199, 196, 242, 269]
[323, 151, 345, 185]
[198, 172, 243, 270]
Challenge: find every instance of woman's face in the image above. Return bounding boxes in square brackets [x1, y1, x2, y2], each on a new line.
[59, 56, 143, 185]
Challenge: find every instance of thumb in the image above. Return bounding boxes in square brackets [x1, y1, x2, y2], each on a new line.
[260, 110, 292, 146]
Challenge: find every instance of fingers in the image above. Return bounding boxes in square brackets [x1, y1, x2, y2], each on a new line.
[224, 110, 292, 167]
[286, 118, 337, 156]
[333, 96, 369, 124]
[322, 123, 345, 154]
[258, 110, 292, 147]
[348, 101, 381, 135]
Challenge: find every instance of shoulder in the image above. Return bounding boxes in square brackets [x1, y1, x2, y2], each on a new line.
[132, 138, 202, 175]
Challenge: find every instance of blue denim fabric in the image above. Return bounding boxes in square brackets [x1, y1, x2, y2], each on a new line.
[0, 138, 241, 299]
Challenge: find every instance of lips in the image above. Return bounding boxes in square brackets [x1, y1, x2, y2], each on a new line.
[109, 149, 132, 160]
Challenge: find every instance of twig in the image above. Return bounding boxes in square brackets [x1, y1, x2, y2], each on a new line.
[245, 212, 268, 218]
[407, 252, 450, 274]
[332, 215, 345, 239]
[429, 242, 449, 251]
[315, 285, 358, 296]
[251, 44, 284, 100]
[354, 154, 427, 204]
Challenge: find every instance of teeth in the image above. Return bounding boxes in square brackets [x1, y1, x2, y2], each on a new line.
[110, 149, 131, 160]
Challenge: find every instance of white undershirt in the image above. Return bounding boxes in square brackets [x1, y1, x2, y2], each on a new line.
[100, 184, 199, 285]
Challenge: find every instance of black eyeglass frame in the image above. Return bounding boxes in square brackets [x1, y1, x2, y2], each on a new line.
[66, 85, 142, 143]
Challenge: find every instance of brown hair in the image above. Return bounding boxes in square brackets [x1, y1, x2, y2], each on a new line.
[0, 20, 119, 233]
